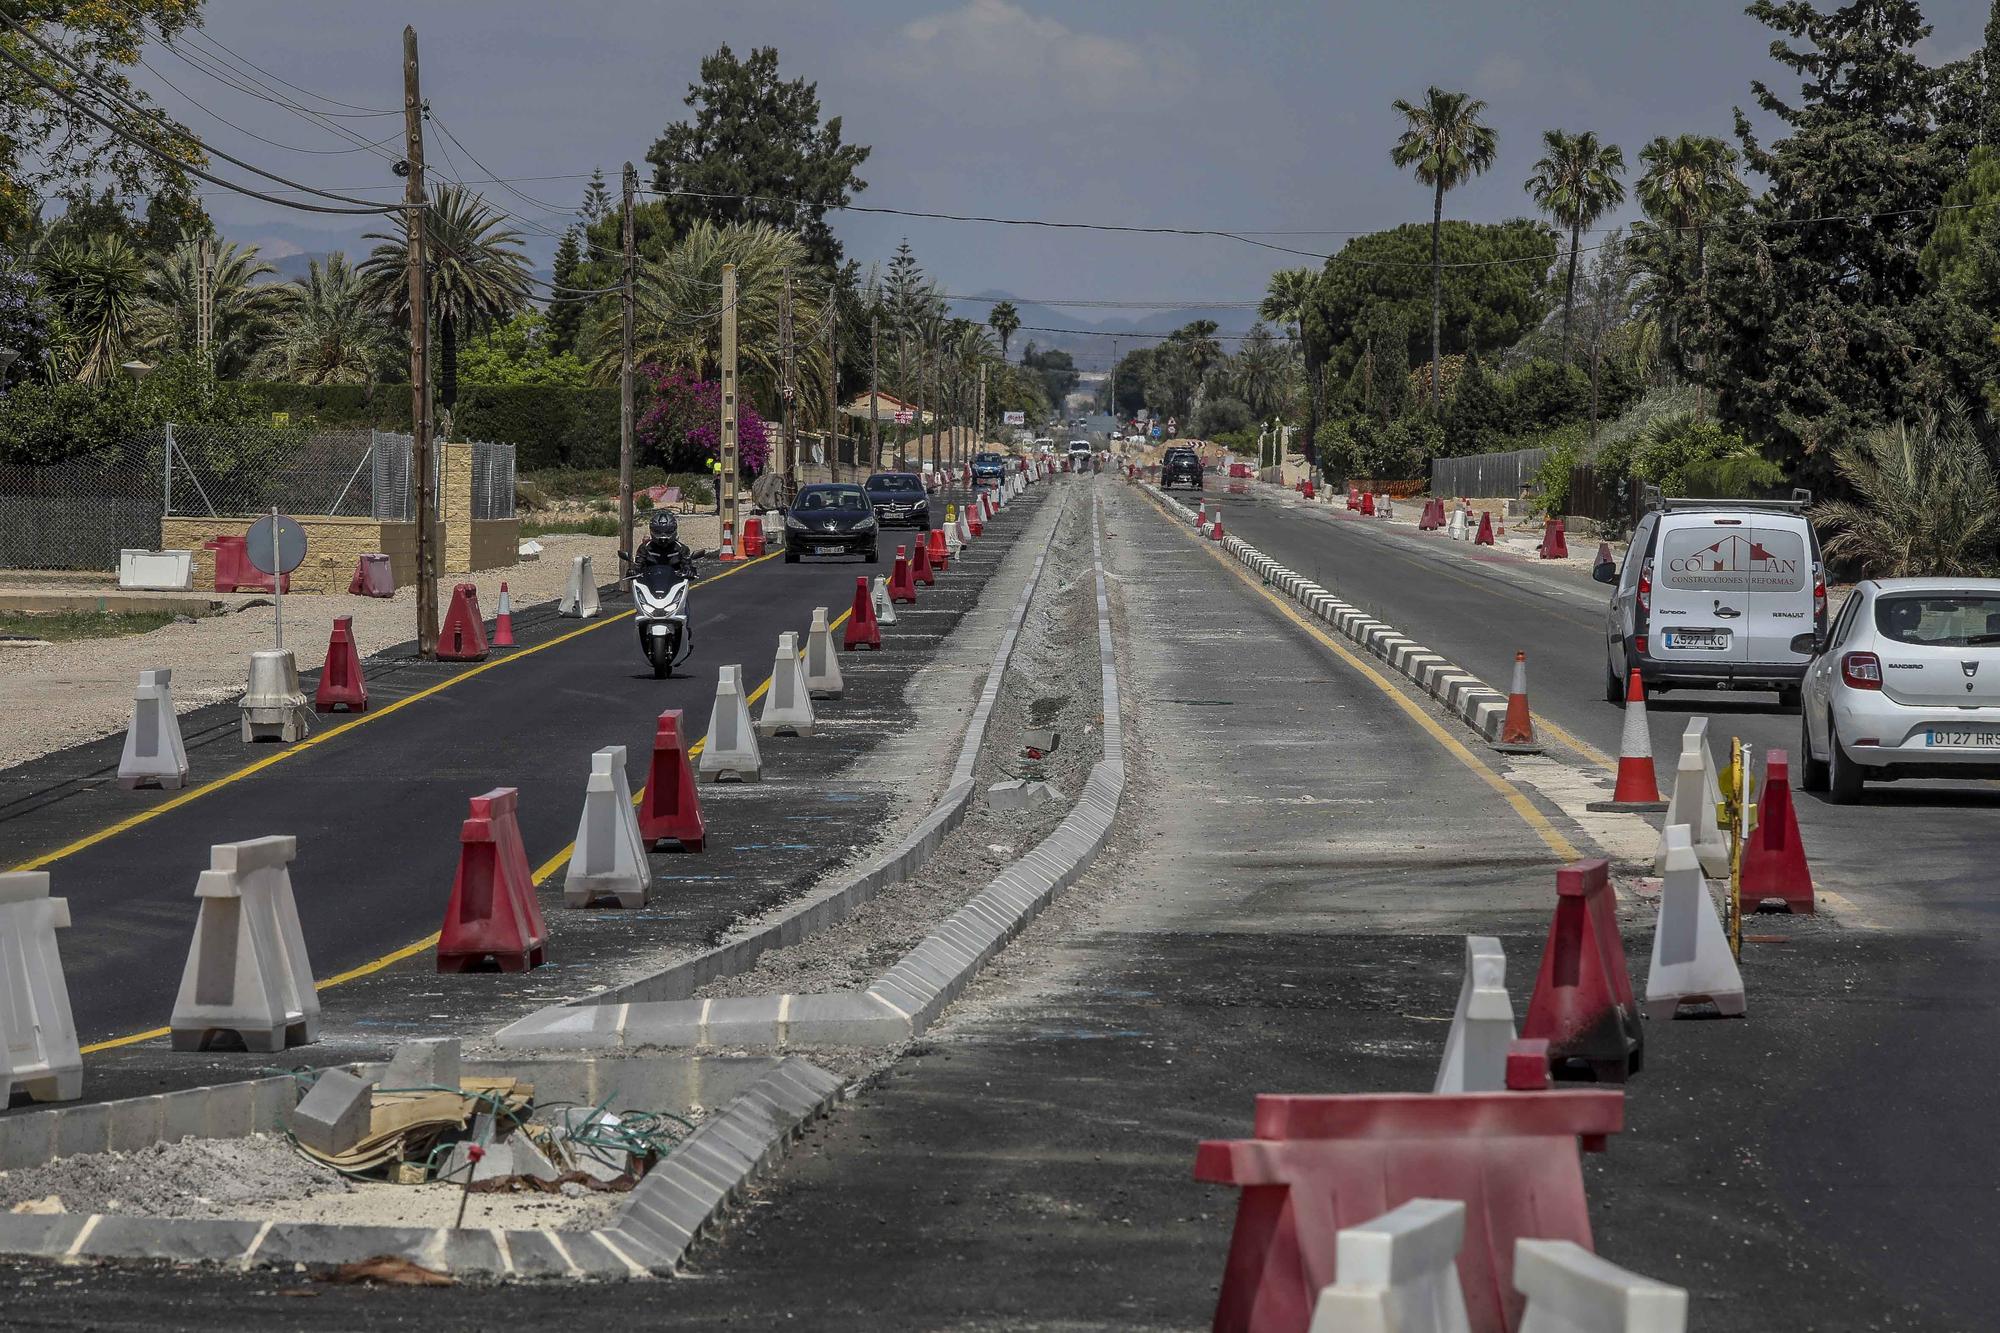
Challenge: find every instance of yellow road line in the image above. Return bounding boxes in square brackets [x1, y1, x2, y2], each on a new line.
[78, 598, 854, 1056]
[15, 552, 778, 875]
[1149, 492, 1582, 862]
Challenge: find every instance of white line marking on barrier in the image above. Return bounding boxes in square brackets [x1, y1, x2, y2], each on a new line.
[594, 1230, 650, 1278]
[64, 1215, 101, 1259]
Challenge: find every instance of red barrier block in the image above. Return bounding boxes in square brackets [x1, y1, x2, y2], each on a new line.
[313, 615, 367, 714]
[844, 576, 882, 650]
[1741, 749, 1814, 914]
[1505, 1039, 1552, 1090]
[741, 515, 767, 558]
[348, 553, 394, 597]
[1360, 491, 1376, 517]
[911, 534, 936, 587]
[1538, 518, 1569, 560]
[638, 709, 705, 851]
[1521, 859, 1643, 1083]
[437, 787, 547, 973]
[438, 583, 489, 661]
[1347, 486, 1360, 511]
[1474, 511, 1496, 546]
[206, 535, 289, 594]
[1196, 1089, 1623, 1333]
[927, 525, 950, 572]
[888, 546, 919, 604]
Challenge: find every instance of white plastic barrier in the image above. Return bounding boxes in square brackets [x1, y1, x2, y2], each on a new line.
[873, 575, 899, 626]
[118, 668, 190, 790]
[117, 548, 193, 591]
[1308, 1198, 1472, 1333]
[239, 649, 311, 743]
[697, 663, 763, 783]
[564, 745, 651, 909]
[1657, 724, 1727, 877]
[804, 606, 844, 698]
[0, 872, 81, 1104]
[1645, 824, 1745, 1020]
[756, 631, 817, 737]
[1433, 935, 1514, 1094]
[558, 554, 601, 618]
[170, 835, 320, 1052]
[1514, 1239, 1686, 1333]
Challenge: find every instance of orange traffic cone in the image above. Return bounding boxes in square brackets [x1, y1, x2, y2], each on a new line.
[1589, 669, 1667, 811]
[1209, 515, 1224, 541]
[1497, 650, 1538, 751]
[720, 522, 738, 562]
[492, 581, 515, 647]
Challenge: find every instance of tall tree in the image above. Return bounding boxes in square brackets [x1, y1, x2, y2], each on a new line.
[138, 239, 289, 378]
[1230, 324, 1293, 422]
[580, 169, 614, 233]
[1390, 87, 1498, 409]
[1524, 129, 1626, 359]
[547, 226, 586, 354]
[361, 185, 532, 412]
[987, 300, 1020, 360]
[645, 45, 870, 269]
[35, 231, 146, 384]
[1262, 267, 1320, 462]
[266, 253, 391, 385]
[1632, 134, 1745, 409]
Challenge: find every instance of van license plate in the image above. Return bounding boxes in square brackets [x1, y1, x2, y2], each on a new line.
[1664, 629, 1729, 651]
[1926, 727, 2000, 747]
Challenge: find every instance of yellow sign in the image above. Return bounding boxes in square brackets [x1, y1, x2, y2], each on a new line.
[271, 411, 291, 428]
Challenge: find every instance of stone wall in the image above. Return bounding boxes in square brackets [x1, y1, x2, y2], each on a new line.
[163, 515, 417, 594]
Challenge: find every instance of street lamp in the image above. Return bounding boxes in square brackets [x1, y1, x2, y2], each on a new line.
[122, 359, 154, 380]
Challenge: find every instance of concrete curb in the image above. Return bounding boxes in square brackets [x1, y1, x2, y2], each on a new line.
[1143, 483, 1515, 745]
[494, 490, 1067, 1033]
[0, 1055, 842, 1280]
[497, 493, 1126, 1053]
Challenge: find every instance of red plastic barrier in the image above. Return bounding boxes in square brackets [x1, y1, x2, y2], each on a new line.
[348, 553, 394, 597]
[927, 525, 951, 572]
[1418, 498, 1444, 531]
[1347, 486, 1360, 511]
[888, 546, 919, 603]
[741, 515, 767, 558]
[1538, 518, 1569, 560]
[638, 709, 706, 851]
[437, 787, 548, 973]
[438, 583, 489, 661]
[1741, 749, 1814, 913]
[911, 534, 936, 587]
[313, 615, 367, 714]
[968, 504, 984, 538]
[1521, 859, 1643, 1082]
[1196, 1088, 1623, 1333]
[844, 576, 882, 650]
[1359, 491, 1375, 517]
[206, 535, 289, 594]
[1474, 511, 1496, 546]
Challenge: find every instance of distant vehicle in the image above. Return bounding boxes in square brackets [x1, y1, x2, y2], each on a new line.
[1072, 417, 1088, 429]
[784, 483, 879, 563]
[1032, 437, 1056, 453]
[1595, 492, 1824, 706]
[863, 471, 930, 530]
[1067, 439, 1093, 460]
[1160, 446, 1203, 490]
[1797, 579, 2000, 802]
[971, 451, 1007, 486]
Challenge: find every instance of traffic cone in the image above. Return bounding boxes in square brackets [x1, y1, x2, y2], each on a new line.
[844, 576, 882, 650]
[911, 534, 936, 587]
[1538, 518, 1568, 560]
[1741, 749, 1815, 914]
[1497, 651, 1538, 751]
[889, 546, 919, 603]
[1589, 669, 1667, 811]
[1209, 515, 1224, 541]
[1474, 511, 1495, 546]
[926, 525, 950, 572]
[492, 582, 515, 647]
[719, 521, 738, 562]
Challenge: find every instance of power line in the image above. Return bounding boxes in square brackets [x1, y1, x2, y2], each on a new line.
[139, 52, 403, 157]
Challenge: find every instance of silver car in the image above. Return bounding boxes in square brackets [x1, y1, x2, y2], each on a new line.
[1796, 578, 2000, 802]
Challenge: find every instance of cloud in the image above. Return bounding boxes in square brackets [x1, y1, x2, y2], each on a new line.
[1474, 52, 1527, 94]
[884, 0, 1177, 108]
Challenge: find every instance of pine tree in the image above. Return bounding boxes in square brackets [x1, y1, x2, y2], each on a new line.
[1444, 351, 1502, 455]
[547, 226, 585, 354]
[581, 168, 613, 229]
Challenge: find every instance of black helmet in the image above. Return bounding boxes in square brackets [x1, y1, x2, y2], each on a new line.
[648, 511, 679, 544]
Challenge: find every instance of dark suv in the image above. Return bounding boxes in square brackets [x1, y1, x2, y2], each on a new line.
[1161, 447, 1203, 490]
[864, 471, 931, 529]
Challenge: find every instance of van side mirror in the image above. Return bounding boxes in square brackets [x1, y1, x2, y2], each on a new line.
[1591, 560, 1617, 585]
[1789, 632, 1822, 655]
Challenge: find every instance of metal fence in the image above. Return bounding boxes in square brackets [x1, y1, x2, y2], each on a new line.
[1430, 446, 1549, 499]
[470, 439, 516, 520]
[0, 448, 161, 571]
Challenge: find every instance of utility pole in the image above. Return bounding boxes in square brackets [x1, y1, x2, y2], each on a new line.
[868, 317, 880, 472]
[402, 26, 438, 660]
[976, 360, 986, 463]
[826, 301, 839, 483]
[618, 161, 636, 568]
[780, 270, 796, 499]
[195, 233, 213, 366]
[719, 262, 739, 540]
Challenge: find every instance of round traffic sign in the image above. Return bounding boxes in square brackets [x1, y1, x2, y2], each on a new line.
[245, 513, 308, 575]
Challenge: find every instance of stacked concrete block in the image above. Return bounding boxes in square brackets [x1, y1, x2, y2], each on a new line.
[169, 837, 319, 1053]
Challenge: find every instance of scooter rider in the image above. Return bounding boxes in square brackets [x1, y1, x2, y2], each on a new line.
[633, 510, 696, 579]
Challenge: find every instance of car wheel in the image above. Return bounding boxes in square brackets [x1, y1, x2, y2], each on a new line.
[784, 549, 800, 564]
[1798, 709, 1829, 791]
[1827, 716, 1865, 804]
[1604, 658, 1625, 705]
[1777, 684, 1802, 710]
[865, 545, 879, 563]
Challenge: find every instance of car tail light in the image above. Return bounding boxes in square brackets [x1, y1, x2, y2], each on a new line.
[1637, 559, 1652, 617]
[1634, 635, 1648, 655]
[1813, 566, 1827, 630]
[1841, 651, 1883, 690]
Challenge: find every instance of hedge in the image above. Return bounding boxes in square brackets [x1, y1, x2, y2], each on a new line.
[240, 383, 620, 470]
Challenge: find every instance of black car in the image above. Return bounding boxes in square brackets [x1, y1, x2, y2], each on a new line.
[864, 472, 931, 529]
[971, 452, 1008, 486]
[784, 483, 879, 563]
[1161, 447, 1204, 490]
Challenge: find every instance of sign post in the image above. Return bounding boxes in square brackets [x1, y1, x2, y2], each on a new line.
[245, 509, 308, 650]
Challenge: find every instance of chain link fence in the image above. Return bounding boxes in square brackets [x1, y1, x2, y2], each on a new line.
[470, 439, 515, 520]
[0, 447, 161, 571]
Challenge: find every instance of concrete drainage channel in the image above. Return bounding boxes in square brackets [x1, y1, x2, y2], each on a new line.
[494, 487, 1124, 1050]
[1144, 483, 1519, 747]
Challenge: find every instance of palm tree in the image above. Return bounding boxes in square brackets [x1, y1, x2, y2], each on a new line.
[265, 252, 391, 385]
[361, 184, 532, 411]
[137, 239, 290, 378]
[987, 299, 1020, 361]
[1259, 268, 1314, 343]
[1634, 134, 1744, 417]
[1390, 87, 1498, 409]
[1813, 404, 2000, 578]
[35, 231, 147, 384]
[1524, 129, 1627, 359]
[1231, 324, 1292, 421]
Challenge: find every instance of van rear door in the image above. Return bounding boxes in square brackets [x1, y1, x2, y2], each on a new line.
[1653, 517, 1751, 666]
[1742, 522, 1814, 666]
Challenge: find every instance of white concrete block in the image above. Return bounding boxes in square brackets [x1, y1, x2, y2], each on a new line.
[289, 1067, 373, 1156]
[1656, 725, 1728, 876]
[383, 1037, 461, 1092]
[117, 548, 193, 591]
[558, 554, 601, 618]
[170, 836, 319, 1053]
[873, 575, 898, 625]
[1645, 825, 1745, 1020]
[803, 606, 843, 698]
[756, 632, 817, 737]
[0, 872, 82, 1104]
[1434, 936, 1514, 1094]
[565, 745, 651, 909]
[118, 668, 189, 790]
[1309, 1198, 1472, 1333]
[697, 664, 763, 783]
[1514, 1239, 1687, 1333]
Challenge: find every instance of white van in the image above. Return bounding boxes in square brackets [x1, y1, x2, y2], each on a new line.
[1595, 493, 1825, 706]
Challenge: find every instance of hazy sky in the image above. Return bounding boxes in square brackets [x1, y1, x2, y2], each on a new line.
[144, 0, 1987, 333]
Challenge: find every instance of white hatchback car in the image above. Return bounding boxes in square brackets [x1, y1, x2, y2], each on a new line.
[1797, 578, 2000, 801]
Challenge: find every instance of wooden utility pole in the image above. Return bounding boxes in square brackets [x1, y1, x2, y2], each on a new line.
[868, 317, 880, 472]
[826, 301, 839, 483]
[976, 360, 987, 463]
[195, 233, 213, 366]
[618, 162, 636, 566]
[402, 26, 438, 659]
[719, 262, 739, 538]
[780, 270, 796, 498]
